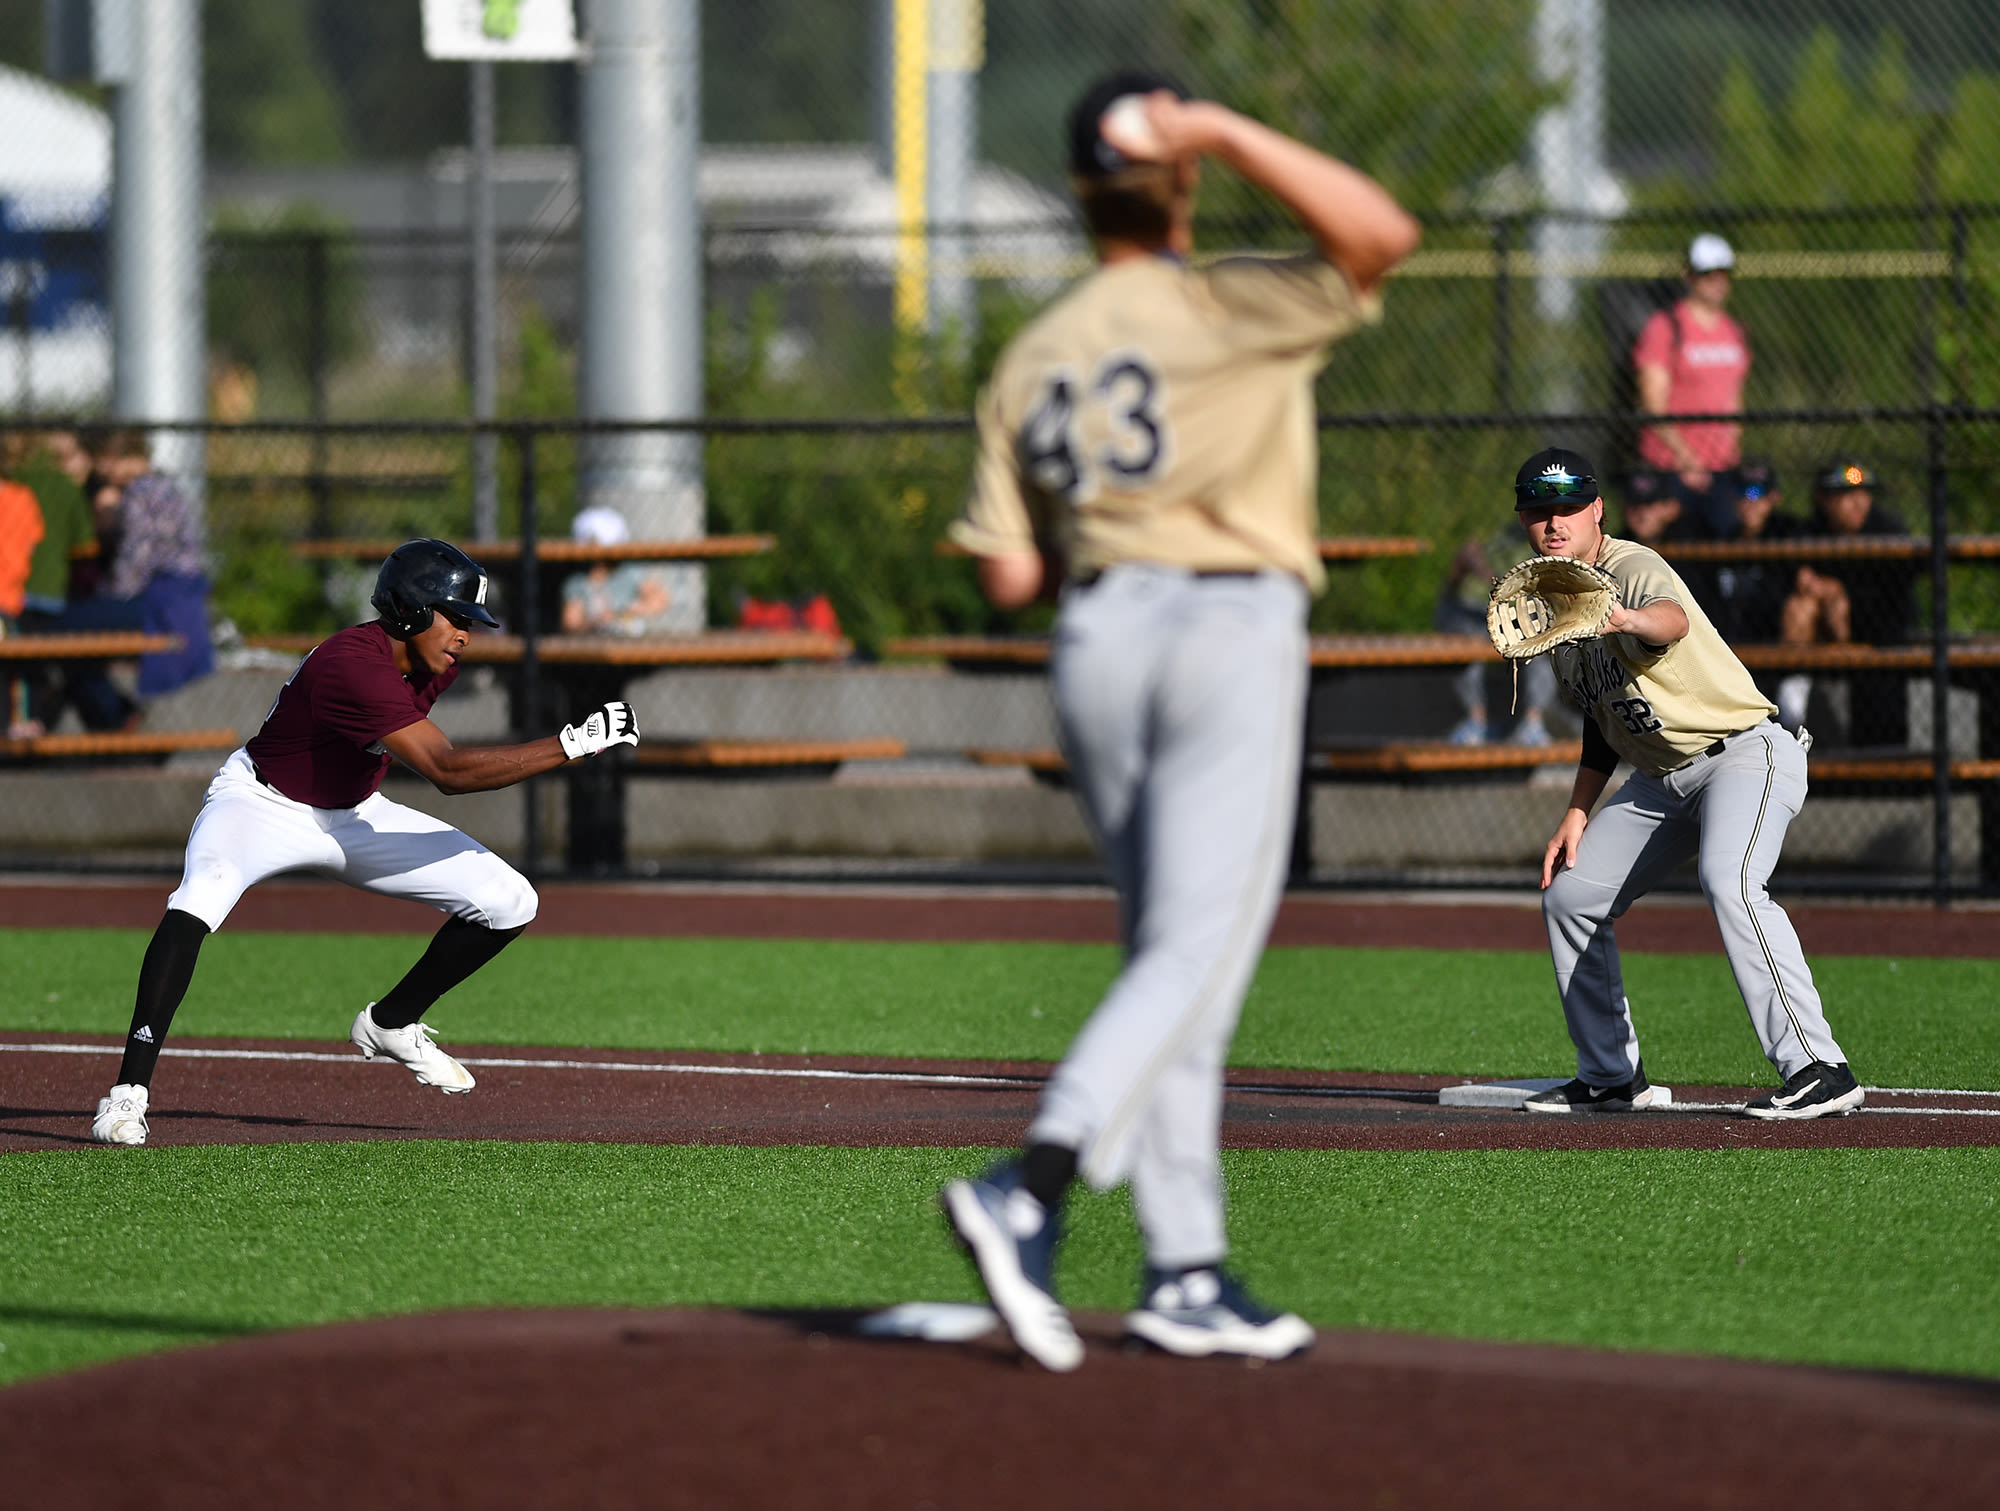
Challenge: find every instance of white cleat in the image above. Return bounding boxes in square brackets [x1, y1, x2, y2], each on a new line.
[350, 1005, 476, 1094]
[93, 1083, 150, 1146]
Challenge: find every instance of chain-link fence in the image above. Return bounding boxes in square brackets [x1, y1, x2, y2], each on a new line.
[5, 1, 2000, 891]
[4, 408, 2000, 896]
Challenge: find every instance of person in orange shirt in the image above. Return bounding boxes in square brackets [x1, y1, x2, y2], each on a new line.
[0, 472, 47, 624]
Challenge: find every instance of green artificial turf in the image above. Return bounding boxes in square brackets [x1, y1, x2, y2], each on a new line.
[1, 1141, 1994, 1389]
[4, 927, 1998, 1089]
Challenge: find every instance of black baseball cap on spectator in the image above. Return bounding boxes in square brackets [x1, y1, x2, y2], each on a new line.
[1619, 468, 1671, 506]
[1514, 447, 1599, 511]
[1067, 70, 1187, 178]
[1814, 458, 1877, 494]
[1739, 460, 1779, 500]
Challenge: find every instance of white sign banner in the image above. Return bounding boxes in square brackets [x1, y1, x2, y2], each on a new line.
[421, 0, 580, 62]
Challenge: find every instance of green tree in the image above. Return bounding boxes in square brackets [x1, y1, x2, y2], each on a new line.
[203, 0, 347, 164]
[1168, 0, 1550, 210]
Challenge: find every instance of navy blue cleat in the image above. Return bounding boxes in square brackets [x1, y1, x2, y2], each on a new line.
[1125, 1266, 1315, 1360]
[941, 1160, 1083, 1372]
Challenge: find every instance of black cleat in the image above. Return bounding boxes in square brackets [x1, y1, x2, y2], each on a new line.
[1523, 1063, 1660, 1113]
[1744, 1061, 1864, 1120]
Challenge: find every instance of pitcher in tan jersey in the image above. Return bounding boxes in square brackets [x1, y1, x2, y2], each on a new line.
[1510, 447, 1863, 1121]
[940, 70, 1419, 1370]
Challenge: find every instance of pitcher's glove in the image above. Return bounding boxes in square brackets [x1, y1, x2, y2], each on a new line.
[1486, 555, 1620, 659]
[559, 701, 641, 759]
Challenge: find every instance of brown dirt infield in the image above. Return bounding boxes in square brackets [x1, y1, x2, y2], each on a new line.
[4, 1308, 1997, 1510]
[3, 1034, 1996, 1154]
[5, 879, 1998, 1502]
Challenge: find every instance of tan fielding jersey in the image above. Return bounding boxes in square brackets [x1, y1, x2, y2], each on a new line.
[950, 253, 1380, 593]
[1551, 536, 1777, 777]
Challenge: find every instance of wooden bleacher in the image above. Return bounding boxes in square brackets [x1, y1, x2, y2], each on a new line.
[634, 737, 907, 774]
[0, 727, 238, 760]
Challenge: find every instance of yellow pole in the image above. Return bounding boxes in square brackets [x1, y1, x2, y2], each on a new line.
[893, 0, 929, 336]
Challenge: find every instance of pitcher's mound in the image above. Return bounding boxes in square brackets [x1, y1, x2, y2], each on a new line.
[4, 1308, 1996, 1508]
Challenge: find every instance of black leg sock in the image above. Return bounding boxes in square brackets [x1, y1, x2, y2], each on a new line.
[369, 917, 526, 1030]
[116, 909, 211, 1086]
[1022, 1141, 1078, 1211]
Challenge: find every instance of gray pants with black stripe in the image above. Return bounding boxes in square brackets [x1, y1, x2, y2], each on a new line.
[1028, 565, 1308, 1270]
[1542, 721, 1846, 1086]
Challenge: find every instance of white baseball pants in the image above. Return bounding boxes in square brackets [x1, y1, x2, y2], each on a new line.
[1542, 722, 1845, 1084]
[166, 748, 538, 932]
[1029, 566, 1308, 1270]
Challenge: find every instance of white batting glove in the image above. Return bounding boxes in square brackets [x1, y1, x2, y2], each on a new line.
[559, 701, 641, 759]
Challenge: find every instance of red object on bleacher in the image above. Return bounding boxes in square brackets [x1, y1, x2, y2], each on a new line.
[737, 594, 842, 636]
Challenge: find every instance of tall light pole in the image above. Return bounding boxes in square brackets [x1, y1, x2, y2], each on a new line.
[102, 0, 207, 523]
[577, 0, 706, 629]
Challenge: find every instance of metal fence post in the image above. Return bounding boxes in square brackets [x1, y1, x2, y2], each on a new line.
[518, 424, 542, 879]
[1929, 404, 1951, 906]
[1493, 216, 1513, 414]
[306, 233, 331, 538]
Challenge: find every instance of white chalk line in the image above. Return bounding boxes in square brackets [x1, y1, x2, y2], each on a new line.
[3, 1041, 1998, 1118]
[0, 1041, 1042, 1091]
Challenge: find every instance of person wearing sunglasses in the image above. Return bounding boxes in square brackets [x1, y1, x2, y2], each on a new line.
[1511, 447, 1863, 1122]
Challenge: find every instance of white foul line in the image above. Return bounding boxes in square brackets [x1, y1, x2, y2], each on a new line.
[0, 1040, 1042, 1090]
[2, 1041, 1997, 1116]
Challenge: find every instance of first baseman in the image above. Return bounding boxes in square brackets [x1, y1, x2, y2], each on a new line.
[1514, 448, 1864, 1119]
[90, 539, 640, 1147]
[939, 71, 1420, 1368]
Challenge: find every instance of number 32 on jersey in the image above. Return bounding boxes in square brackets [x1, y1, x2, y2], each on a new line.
[1021, 352, 1173, 504]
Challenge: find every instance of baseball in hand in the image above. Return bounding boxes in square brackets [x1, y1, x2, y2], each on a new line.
[1100, 94, 1166, 162]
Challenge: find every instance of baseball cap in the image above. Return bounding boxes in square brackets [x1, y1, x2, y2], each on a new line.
[1688, 232, 1736, 274]
[1620, 468, 1670, 506]
[571, 504, 631, 547]
[1067, 69, 1187, 178]
[1738, 460, 1779, 501]
[1514, 447, 1600, 511]
[1813, 458, 1877, 494]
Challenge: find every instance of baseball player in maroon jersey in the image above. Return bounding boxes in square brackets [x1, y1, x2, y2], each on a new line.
[91, 539, 639, 1146]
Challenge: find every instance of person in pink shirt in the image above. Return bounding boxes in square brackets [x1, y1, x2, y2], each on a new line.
[1632, 232, 1751, 535]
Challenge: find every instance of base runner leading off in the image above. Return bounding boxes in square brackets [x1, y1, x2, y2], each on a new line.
[1512, 447, 1865, 1120]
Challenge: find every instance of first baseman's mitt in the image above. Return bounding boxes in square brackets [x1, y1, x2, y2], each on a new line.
[1486, 554, 1619, 660]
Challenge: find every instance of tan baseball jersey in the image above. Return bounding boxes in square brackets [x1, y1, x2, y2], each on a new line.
[1551, 535, 1777, 777]
[950, 253, 1380, 593]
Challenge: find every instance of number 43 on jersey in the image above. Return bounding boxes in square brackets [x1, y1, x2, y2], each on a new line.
[1022, 353, 1172, 504]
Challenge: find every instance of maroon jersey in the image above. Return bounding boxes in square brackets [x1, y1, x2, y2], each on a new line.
[245, 622, 458, 808]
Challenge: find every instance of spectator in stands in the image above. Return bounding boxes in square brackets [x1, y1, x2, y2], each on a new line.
[3, 430, 99, 736]
[1782, 458, 1916, 747]
[49, 431, 215, 729]
[1615, 467, 1701, 547]
[0, 454, 40, 630]
[1433, 523, 1558, 746]
[1633, 233, 1751, 536]
[560, 504, 670, 635]
[1702, 460, 1812, 729]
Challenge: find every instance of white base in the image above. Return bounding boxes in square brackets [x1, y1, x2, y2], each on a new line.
[1438, 1078, 1673, 1110]
[854, 1301, 999, 1342]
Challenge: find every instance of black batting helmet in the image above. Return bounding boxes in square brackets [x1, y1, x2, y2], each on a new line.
[371, 539, 499, 638]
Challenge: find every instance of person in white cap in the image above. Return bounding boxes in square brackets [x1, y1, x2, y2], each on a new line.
[560, 505, 670, 634]
[1631, 232, 1751, 536]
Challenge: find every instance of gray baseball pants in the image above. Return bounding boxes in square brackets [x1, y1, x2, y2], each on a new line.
[1028, 565, 1308, 1270]
[1542, 721, 1846, 1085]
